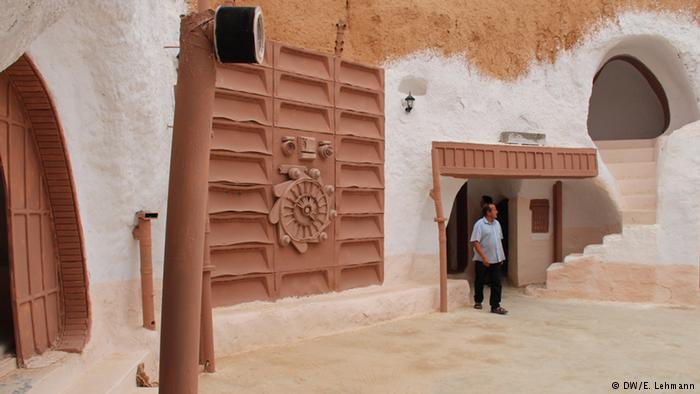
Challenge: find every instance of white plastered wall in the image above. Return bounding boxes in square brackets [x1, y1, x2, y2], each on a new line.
[385, 12, 700, 278]
[0, 0, 185, 365]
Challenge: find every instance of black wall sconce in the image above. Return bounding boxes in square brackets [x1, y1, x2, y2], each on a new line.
[404, 92, 415, 113]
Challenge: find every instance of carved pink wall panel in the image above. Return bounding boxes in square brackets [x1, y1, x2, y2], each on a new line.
[335, 136, 383, 164]
[271, 128, 334, 184]
[211, 121, 272, 155]
[336, 238, 383, 266]
[433, 141, 598, 178]
[208, 185, 271, 215]
[335, 84, 384, 115]
[334, 58, 384, 91]
[209, 41, 384, 306]
[273, 42, 333, 80]
[209, 215, 273, 247]
[211, 274, 275, 306]
[336, 214, 383, 240]
[274, 100, 334, 133]
[276, 268, 334, 298]
[335, 263, 383, 291]
[335, 162, 383, 188]
[216, 65, 273, 97]
[271, 126, 335, 272]
[335, 110, 384, 139]
[210, 244, 273, 276]
[213, 90, 273, 125]
[209, 153, 272, 185]
[274, 71, 334, 107]
[336, 188, 383, 214]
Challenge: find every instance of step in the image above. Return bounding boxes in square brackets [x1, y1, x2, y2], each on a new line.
[598, 147, 655, 163]
[606, 161, 656, 179]
[130, 388, 158, 393]
[583, 244, 606, 256]
[62, 351, 149, 394]
[617, 178, 656, 196]
[595, 139, 655, 149]
[0, 352, 82, 394]
[0, 356, 16, 379]
[213, 280, 470, 356]
[563, 253, 586, 264]
[622, 194, 656, 210]
[622, 209, 656, 225]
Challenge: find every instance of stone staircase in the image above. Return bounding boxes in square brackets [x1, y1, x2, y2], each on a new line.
[596, 139, 657, 225]
[547, 138, 661, 275]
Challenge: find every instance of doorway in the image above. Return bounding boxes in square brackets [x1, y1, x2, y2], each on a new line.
[446, 182, 468, 274]
[496, 198, 509, 277]
[0, 173, 13, 359]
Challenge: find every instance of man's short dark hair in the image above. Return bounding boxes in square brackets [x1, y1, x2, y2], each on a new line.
[481, 195, 493, 205]
[482, 203, 493, 217]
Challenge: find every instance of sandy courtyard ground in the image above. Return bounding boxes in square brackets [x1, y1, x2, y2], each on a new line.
[200, 287, 700, 393]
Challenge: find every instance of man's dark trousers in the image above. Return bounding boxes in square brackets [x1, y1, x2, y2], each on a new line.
[474, 261, 502, 310]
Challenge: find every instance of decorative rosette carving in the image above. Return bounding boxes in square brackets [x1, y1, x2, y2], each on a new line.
[269, 167, 336, 253]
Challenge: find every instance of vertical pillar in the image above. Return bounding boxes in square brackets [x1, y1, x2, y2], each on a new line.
[430, 147, 448, 312]
[159, 10, 216, 394]
[553, 181, 563, 263]
[199, 216, 216, 373]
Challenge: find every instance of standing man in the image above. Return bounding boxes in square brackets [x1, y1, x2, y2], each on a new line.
[471, 203, 508, 315]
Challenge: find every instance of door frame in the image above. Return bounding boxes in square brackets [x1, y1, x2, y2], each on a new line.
[430, 141, 599, 312]
[2, 55, 90, 364]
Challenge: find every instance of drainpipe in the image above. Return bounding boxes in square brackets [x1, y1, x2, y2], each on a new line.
[132, 211, 159, 330]
[159, 9, 216, 394]
[199, 216, 215, 372]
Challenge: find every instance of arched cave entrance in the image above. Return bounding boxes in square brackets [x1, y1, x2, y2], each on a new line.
[587, 55, 669, 141]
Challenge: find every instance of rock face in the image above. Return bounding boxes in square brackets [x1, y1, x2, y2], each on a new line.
[201, 0, 700, 80]
[0, 0, 78, 71]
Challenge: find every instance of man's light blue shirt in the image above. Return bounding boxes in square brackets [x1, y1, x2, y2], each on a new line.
[470, 217, 506, 263]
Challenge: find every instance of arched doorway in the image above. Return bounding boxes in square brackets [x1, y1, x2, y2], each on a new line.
[0, 56, 89, 365]
[587, 55, 669, 141]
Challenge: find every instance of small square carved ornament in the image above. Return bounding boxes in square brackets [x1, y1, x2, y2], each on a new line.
[530, 199, 550, 233]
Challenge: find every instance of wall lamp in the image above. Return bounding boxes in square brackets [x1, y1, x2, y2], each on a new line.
[404, 92, 415, 113]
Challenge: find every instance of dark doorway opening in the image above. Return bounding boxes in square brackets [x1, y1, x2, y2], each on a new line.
[0, 175, 14, 359]
[496, 198, 509, 277]
[446, 182, 468, 274]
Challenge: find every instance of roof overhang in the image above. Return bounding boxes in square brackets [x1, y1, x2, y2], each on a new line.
[432, 141, 598, 179]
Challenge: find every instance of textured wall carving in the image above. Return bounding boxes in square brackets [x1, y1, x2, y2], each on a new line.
[209, 42, 384, 306]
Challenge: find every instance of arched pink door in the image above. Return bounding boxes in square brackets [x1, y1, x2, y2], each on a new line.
[0, 73, 61, 363]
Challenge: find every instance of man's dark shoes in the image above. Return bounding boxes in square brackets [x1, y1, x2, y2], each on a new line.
[474, 303, 483, 310]
[491, 306, 508, 315]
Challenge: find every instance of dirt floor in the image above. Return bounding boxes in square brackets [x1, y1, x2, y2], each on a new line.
[200, 287, 700, 393]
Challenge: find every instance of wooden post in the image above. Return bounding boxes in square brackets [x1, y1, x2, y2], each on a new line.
[430, 147, 448, 312]
[199, 216, 216, 373]
[553, 181, 563, 262]
[159, 10, 216, 394]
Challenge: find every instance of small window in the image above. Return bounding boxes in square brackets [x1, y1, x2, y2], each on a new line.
[530, 199, 550, 233]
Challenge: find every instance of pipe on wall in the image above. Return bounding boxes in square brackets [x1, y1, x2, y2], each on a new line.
[132, 211, 159, 330]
